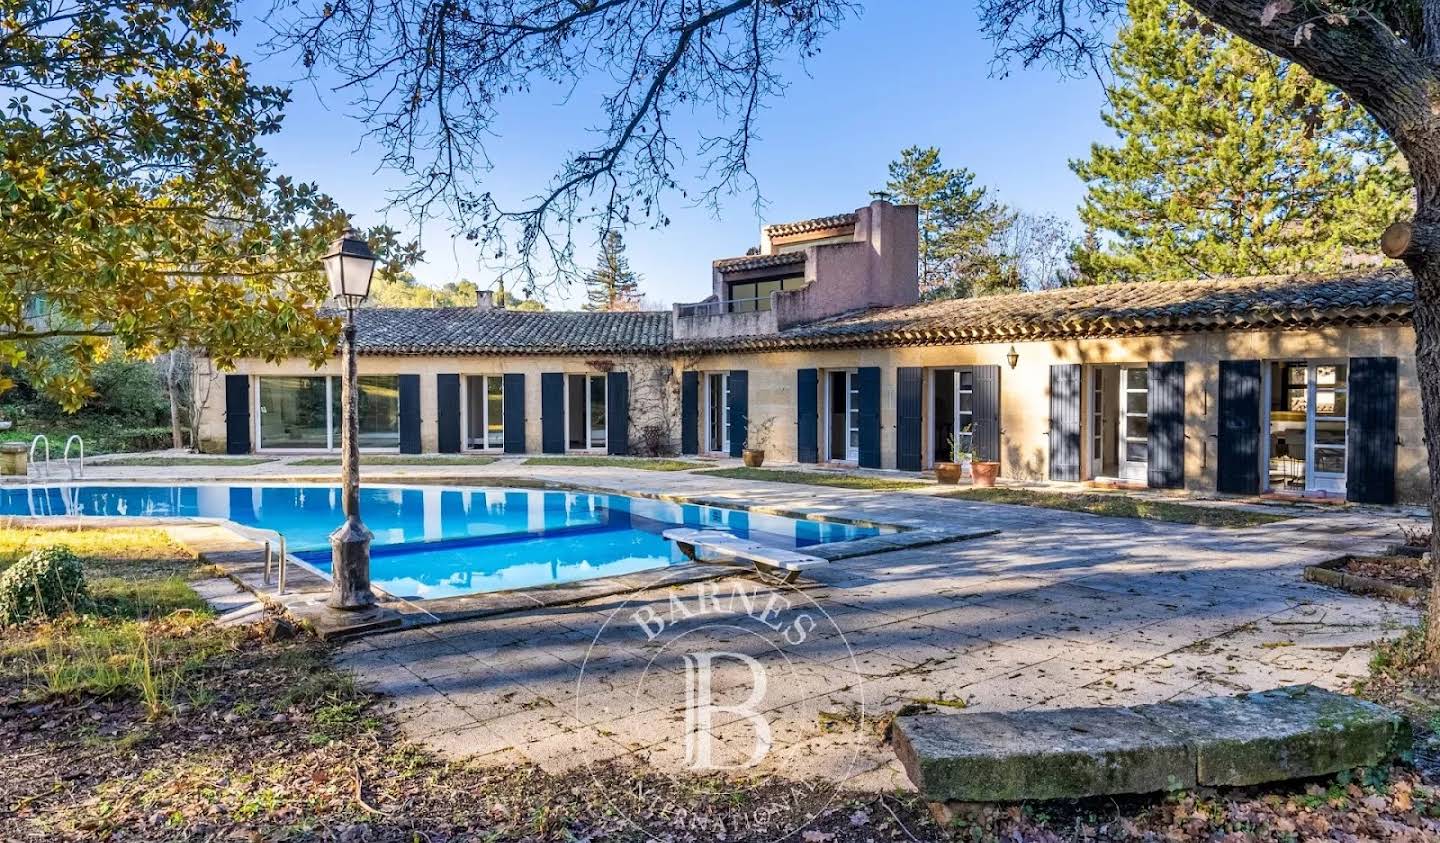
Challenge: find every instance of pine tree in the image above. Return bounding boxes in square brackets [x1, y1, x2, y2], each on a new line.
[883, 146, 1014, 298]
[1070, 0, 1411, 283]
[583, 229, 643, 311]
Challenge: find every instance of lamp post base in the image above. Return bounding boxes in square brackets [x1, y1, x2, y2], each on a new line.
[328, 518, 376, 610]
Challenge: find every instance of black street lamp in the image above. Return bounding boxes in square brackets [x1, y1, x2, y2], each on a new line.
[322, 226, 378, 610]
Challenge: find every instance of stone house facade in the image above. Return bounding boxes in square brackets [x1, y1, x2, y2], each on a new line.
[196, 199, 1424, 504]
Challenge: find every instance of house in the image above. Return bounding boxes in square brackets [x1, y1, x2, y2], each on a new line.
[195, 199, 1424, 504]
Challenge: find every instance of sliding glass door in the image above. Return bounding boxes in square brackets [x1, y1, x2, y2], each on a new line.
[256, 375, 400, 451]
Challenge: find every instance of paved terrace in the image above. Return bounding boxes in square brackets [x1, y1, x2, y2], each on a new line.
[5, 456, 1422, 790]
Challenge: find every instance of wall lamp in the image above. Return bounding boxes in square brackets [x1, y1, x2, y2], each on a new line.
[1006, 345, 1019, 370]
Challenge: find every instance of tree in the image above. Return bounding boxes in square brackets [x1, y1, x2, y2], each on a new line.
[584, 230, 643, 311]
[0, 0, 377, 411]
[883, 146, 1015, 298]
[278, 0, 1440, 664]
[994, 212, 1080, 290]
[1070, 0, 1411, 283]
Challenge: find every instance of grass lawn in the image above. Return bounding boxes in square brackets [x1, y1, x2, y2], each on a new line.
[523, 456, 705, 471]
[94, 456, 275, 467]
[694, 467, 930, 491]
[289, 455, 498, 467]
[941, 487, 1291, 527]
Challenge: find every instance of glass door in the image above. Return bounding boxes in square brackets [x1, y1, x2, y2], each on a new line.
[705, 373, 728, 453]
[1089, 368, 1104, 478]
[954, 370, 974, 460]
[566, 374, 608, 451]
[845, 372, 860, 462]
[465, 375, 504, 451]
[1308, 363, 1348, 494]
[1119, 366, 1149, 483]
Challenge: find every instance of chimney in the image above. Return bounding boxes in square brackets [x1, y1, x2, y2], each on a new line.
[475, 290, 496, 310]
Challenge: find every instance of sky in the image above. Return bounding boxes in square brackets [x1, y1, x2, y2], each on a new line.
[238, 3, 1112, 310]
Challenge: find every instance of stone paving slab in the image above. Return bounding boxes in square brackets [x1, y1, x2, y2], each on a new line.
[893, 685, 1408, 802]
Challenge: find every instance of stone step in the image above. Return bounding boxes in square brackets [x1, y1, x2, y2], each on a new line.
[892, 685, 1409, 803]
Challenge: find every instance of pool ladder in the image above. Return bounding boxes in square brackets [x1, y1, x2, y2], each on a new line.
[25, 434, 83, 480]
[262, 533, 291, 595]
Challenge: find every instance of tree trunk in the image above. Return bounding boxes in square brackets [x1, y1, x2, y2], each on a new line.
[1406, 227, 1440, 662]
[165, 354, 184, 450]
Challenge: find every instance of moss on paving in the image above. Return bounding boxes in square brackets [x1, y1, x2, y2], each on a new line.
[289, 455, 497, 467]
[523, 456, 705, 471]
[694, 467, 930, 491]
[95, 456, 275, 467]
[941, 487, 1290, 527]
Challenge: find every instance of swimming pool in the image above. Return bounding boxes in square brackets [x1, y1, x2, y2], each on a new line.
[2, 484, 885, 599]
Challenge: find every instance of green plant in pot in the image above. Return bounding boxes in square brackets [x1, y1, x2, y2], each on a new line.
[935, 432, 969, 485]
[742, 416, 776, 468]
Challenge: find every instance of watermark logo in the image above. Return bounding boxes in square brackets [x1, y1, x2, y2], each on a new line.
[575, 574, 868, 841]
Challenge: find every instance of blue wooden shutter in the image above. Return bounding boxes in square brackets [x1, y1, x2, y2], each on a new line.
[398, 374, 422, 454]
[1347, 356, 1398, 505]
[797, 368, 820, 464]
[895, 367, 923, 471]
[607, 371, 629, 455]
[857, 366, 881, 469]
[436, 374, 461, 453]
[541, 372, 565, 454]
[727, 370, 748, 457]
[972, 364, 1001, 464]
[503, 374, 526, 453]
[1048, 364, 1081, 481]
[224, 375, 250, 455]
[1217, 361, 1261, 495]
[681, 371, 699, 455]
[1146, 362, 1185, 489]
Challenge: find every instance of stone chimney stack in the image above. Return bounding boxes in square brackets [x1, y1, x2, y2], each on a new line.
[475, 290, 496, 310]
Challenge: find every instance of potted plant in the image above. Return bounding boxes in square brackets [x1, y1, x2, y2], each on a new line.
[971, 453, 1001, 488]
[742, 416, 775, 468]
[934, 433, 968, 485]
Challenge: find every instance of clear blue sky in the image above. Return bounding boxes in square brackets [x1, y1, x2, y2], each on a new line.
[239, 3, 1110, 310]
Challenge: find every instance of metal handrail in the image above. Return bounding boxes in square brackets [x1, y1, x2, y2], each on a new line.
[192, 518, 294, 595]
[676, 296, 775, 318]
[28, 434, 49, 479]
[63, 434, 83, 479]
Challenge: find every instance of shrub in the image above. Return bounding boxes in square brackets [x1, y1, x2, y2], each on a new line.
[0, 545, 90, 624]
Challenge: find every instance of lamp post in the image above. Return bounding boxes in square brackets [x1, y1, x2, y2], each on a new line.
[322, 227, 379, 610]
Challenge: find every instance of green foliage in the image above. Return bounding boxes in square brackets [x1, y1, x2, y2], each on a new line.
[0, 546, 90, 625]
[694, 467, 929, 491]
[583, 229, 643, 311]
[523, 456, 703, 471]
[883, 146, 1017, 298]
[1069, 0, 1413, 282]
[941, 488, 1291, 527]
[0, 0, 416, 411]
[368, 271, 547, 310]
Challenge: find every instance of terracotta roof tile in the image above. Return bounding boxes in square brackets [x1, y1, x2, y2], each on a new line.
[763, 213, 857, 238]
[711, 252, 807, 272]
[348, 307, 671, 355]
[678, 270, 1415, 351]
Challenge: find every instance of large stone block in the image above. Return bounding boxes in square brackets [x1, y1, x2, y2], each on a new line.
[892, 685, 1408, 803]
[892, 707, 1195, 802]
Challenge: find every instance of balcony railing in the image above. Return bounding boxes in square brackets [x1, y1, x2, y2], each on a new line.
[675, 296, 773, 318]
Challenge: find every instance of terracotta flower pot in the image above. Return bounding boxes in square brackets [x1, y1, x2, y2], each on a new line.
[742, 448, 766, 468]
[934, 462, 962, 485]
[971, 460, 1000, 488]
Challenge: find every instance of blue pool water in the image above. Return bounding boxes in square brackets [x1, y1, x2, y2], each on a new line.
[2, 484, 885, 599]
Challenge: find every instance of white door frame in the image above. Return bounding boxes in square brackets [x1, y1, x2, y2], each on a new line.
[564, 374, 608, 452]
[1086, 366, 1104, 479]
[1259, 360, 1348, 496]
[1118, 365, 1149, 483]
[702, 372, 729, 454]
[822, 369, 861, 463]
[461, 374, 505, 451]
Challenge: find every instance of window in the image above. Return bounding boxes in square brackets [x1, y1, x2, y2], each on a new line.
[465, 375, 505, 450]
[705, 373, 729, 452]
[956, 371, 975, 456]
[727, 275, 807, 313]
[1266, 361, 1348, 494]
[257, 375, 400, 450]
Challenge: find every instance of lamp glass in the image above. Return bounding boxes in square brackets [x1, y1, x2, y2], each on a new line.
[1006, 346, 1019, 369]
[322, 231, 377, 303]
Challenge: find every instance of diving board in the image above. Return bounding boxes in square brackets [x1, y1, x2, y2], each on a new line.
[662, 528, 826, 584]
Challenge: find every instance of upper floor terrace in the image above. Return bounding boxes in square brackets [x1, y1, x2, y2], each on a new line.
[672, 199, 920, 341]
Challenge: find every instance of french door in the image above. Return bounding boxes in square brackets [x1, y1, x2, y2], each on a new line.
[704, 373, 729, 453]
[464, 375, 504, 451]
[1265, 361, 1347, 495]
[1119, 366, 1149, 482]
[566, 374, 607, 451]
[826, 370, 860, 462]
